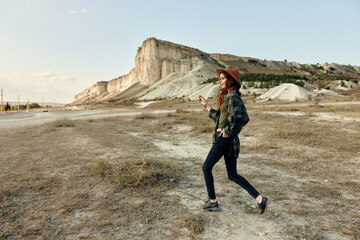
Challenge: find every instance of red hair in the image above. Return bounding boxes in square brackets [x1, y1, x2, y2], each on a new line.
[216, 72, 241, 109]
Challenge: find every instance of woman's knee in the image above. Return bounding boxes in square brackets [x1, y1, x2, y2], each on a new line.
[202, 163, 212, 174]
[227, 172, 238, 182]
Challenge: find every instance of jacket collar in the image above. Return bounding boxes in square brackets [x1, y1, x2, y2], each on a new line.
[225, 90, 239, 99]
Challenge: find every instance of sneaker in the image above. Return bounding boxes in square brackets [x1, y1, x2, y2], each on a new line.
[258, 197, 269, 215]
[203, 199, 219, 211]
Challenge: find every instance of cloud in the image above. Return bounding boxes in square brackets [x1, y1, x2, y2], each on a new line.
[0, 71, 89, 103]
[80, 9, 87, 14]
[68, 10, 77, 14]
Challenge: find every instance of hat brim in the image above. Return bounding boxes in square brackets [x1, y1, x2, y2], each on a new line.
[216, 68, 225, 76]
[216, 68, 241, 86]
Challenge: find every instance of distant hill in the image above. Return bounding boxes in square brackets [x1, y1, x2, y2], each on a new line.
[71, 38, 360, 105]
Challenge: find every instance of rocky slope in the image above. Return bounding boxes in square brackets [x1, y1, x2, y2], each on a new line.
[72, 38, 360, 104]
[211, 53, 360, 78]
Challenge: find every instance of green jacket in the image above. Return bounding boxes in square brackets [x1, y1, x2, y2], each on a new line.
[208, 90, 249, 159]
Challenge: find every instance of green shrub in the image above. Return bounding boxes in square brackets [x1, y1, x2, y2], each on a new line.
[202, 77, 218, 84]
[259, 63, 267, 67]
[29, 103, 40, 109]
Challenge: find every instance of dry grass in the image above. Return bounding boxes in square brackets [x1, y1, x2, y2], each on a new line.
[263, 101, 360, 115]
[180, 213, 208, 235]
[1, 99, 359, 239]
[269, 121, 359, 153]
[170, 111, 213, 133]
[45, 117, 74, 132]
[0, 118, 191, 239]
[132, 111, 213, 134]
[93, 158, 177, 189]
[52, 117, 74, 127]
[239, 109, 360, 238]
[134, 113, 158, 119]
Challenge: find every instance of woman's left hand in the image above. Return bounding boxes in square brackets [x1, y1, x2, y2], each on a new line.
[220, 130, 228, 138]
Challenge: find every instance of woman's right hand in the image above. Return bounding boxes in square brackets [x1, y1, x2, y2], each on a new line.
[198, 95, 208, 108]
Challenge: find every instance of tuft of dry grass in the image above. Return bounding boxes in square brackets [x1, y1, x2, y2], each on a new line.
[93, 158, 177, 189]
[176, 108, 186, 113]
[52, 117, 74, 127]
[181, 213, 207, 235]
[272, 127, 314, 139]
[45, 117, 74, 131]
[137, 111, 213, 134]
[0, 186, 22, 204]
[175, 111, 213, 133]
[134, 113, 158, 119]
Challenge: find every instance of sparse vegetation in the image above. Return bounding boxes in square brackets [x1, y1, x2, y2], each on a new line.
[46, 117, 74, 131]
[180, 214, 207, 235]
[200, 67, 360, 89]
[1, 98, 359, 239]
[240, 73, 307, 83]
[134, 113, 158, 119]
[202, 73, 307, 87]
[202, 77, 218, 85]
[9, 102, 43, 111]
[93, 158, 177, 189]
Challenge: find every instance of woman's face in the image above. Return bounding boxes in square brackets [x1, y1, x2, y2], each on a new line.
[219, 73, 227, 89]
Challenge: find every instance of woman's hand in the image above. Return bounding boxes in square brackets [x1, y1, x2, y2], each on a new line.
[219, 130, 229, 138]
[198, 95, 208, 107]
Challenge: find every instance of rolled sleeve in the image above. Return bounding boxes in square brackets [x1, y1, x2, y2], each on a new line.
[208, 108, 219, 122]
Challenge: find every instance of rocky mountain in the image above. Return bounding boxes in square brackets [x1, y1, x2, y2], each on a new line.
[73, 38, 223, 104]
[72, 38, 360, 105]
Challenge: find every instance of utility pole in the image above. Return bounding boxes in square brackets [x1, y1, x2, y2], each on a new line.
[18, 94, 20, 111]
[26, 98, 29, 112]
[1, 88, 3, 113]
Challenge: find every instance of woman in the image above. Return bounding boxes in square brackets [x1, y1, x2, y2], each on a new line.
[198, 66, 268, 214]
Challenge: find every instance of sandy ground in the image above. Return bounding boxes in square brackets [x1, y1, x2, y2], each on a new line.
[0, 98, 359, 239]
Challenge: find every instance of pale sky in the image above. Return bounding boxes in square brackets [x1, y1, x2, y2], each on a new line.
[1, 0, 359, 104]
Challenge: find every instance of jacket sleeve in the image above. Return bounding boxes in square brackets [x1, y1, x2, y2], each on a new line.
[208, 108, 219, 123]
[223, 94, 249, 138]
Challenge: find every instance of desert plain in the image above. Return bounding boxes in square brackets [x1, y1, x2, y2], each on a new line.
[0, 93, 359, 239]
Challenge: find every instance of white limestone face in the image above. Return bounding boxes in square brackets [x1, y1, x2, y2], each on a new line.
[73, 37, 221, 104]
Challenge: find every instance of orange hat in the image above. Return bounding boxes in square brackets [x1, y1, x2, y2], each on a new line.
[216, 66, 241, 86]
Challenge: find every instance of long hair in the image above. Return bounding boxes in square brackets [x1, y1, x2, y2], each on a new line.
[216, 72, 241, 109]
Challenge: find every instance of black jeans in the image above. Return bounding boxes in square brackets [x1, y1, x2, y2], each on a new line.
[202, 131, 260, 200]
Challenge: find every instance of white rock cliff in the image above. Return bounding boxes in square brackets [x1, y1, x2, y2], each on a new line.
[73, 38, 221, 104]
